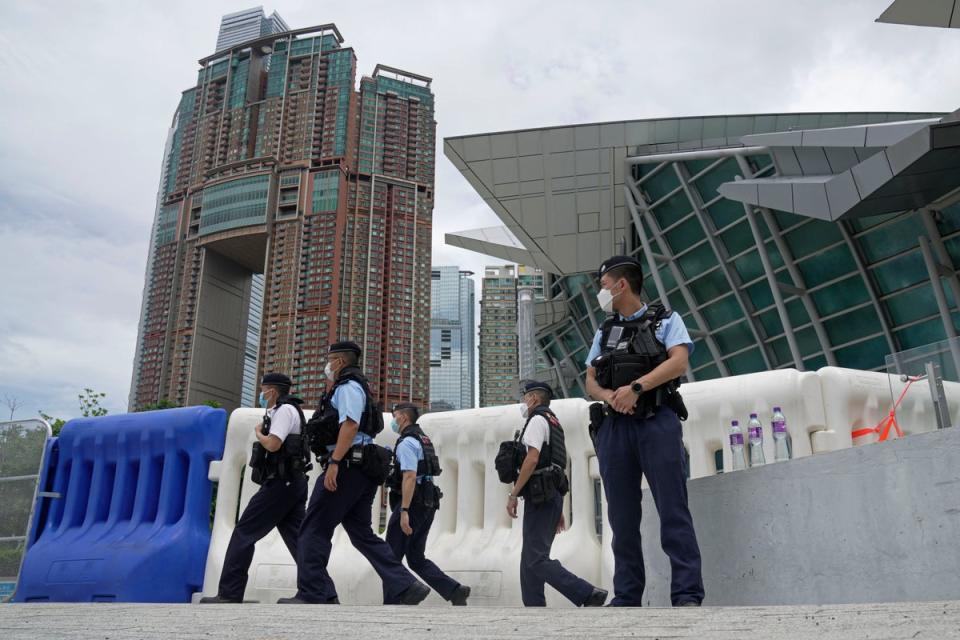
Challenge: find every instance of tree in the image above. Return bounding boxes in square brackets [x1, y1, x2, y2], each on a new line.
[2, 394, 22, 421]
[78, 388, 108, 418]
[37, 411, 66, 436]
[136, 399, 179, 412]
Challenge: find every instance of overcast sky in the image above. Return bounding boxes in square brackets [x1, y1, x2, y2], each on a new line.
[1, 0, 958, 421]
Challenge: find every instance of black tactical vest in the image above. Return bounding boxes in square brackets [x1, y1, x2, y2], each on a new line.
[307, 366, 384, 453]
[386, 424, 442, 491]
[250, 396, 309, 484]
[591, 303, 673, 391]
[521, 406, 567, 473]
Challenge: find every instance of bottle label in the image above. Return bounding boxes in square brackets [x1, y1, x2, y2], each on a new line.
[772, 420, 787, 434]
[730, 433, 744, 446]
[748, 426, 762, 439]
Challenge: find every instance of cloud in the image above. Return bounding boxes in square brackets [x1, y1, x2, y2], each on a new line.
[1, 0, 959, 419]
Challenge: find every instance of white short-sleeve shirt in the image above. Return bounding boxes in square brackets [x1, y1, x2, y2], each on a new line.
[521, 414, 550, 451]
[266, 403, 301, 443]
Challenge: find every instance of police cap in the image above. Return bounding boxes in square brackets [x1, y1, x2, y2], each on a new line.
[328, 341, 362, 357]
[598, 255, 643, 280]
[521, 380, 554, 398]
[261, 372, 292, 388]
[392, 402, 420, 421]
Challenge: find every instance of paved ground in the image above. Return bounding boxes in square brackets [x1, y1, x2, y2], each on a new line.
[1, 601, 958, 640]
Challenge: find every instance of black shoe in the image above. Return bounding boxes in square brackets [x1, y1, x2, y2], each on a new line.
[327, 597, 340, 605]
[676, 601, 701, 607]
[583, 588, 608, 607]
[450, 585, 471, 606]
[199, 595, 242, 604]
[398, 581, 430, 605]
[277, 597, 312, 604]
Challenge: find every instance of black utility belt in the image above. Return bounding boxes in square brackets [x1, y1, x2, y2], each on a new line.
[321, 444, 365, 468]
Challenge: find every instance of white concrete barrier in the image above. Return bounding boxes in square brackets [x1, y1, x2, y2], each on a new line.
[817, 367, 960, 446]
[679, 369, 829, 477]
[198, 368, 950, 606]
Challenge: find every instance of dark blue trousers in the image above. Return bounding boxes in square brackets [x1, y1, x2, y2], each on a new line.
[521, 493, 596, 606]
[596, 406, 704, 606]
[218, 474, 307, 600]
[383, 500, 460, 603]
[294, 464, 416, 603]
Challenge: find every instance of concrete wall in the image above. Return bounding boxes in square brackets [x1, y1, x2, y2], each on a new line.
[639, 426, 960, 606]
[188, 249, 251, 411]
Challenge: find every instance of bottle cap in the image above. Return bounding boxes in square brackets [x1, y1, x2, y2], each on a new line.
[750, 413, 758, 418]
[773, 406, 781, 412]
[731, 420, 739, 426]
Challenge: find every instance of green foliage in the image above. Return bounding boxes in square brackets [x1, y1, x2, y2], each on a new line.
[0, 421, 48, 576]
[201, 400, 222, 409]
[137, 399, 179, 412]
[78, 388, 108, 418]
[37, 411, 66, 436]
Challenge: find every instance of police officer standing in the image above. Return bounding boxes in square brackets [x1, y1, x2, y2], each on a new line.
[508, 381, 608, 607]
[280, 341, 430, 605]
[200, 372, 308, 604]
[585, 256, 704, 607]
[383, 403, 471, 605]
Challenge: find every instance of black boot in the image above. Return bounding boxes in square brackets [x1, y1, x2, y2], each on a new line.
[450, 585, 471, 606]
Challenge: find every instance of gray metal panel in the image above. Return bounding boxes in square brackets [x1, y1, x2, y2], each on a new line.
[521, 196, 548, 237]
[824, 171, 862, 216]
[518, 155, 544, 181]
[717, 179, 760, 205]
[576, 190, 600, 214]
[493, 183, 519, 198]
[851, 150, 894, 196]
[792, 180, 831, 219]
[578, 212, 599, 233]
[794, 147, 833, 174]
[489, 133, 518, 159]
[877, 0, 959, 28]
[517, 130, 543, 156]
[575, 149, 600, 174]
[864, 120, 933, 146]
[546, 127, 574, 153]
[625, 120, 651, 146]
[824, 147, 862, 173]
[467, 160, 493, 187]
[801, 125, 867, 148]
[492, 157, 518, 184]
[574, 125, 599, 149]
[741, 130, 804, 147]
[548, 233, 578, 272]
[551, 176, 576, 191]
[520, 179, 545, 195]
[550, 193, 577, 235]
[463, 135, 491, 162]
[546, 152, 575, 177]
[757, 182, 794, 212]
[886, 127, 932, 174]
[772, 148, 803, 175]
[599, 122, 626, 147]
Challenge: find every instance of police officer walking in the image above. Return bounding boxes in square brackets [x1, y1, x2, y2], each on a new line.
[585, 255, 704, 607]
[200, 372, 308, 604]
[280, 341, 430, 605]
[383, 402, 471, 605]
[508, 380, 608, 607]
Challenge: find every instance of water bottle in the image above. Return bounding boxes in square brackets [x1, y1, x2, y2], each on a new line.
[772, 406, 791, 461]
[748, 413, 766, 467]
[729, 420, 746, 471]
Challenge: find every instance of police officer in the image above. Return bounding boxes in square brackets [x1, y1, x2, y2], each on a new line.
[508, 380, 608, 608]
[383, 402, 471, 606]
[584, 255, 704, 607]
[280, 341, 430, 605]
[200, 372, 308, 604]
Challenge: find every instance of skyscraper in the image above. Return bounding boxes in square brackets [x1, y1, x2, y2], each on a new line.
[130, 17, 436, 412]
[215, 7, 289, 53]
[479, 265, 518, 407]
[429, 267, 475, 412]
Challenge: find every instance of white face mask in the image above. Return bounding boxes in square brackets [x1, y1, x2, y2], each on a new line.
[520, 403, 529, 419]
[324, 362, 335, 379]
[597, 285, 618, 313]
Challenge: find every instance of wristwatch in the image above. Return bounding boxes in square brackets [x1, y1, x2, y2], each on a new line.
[631, 380, 644, 394]
[508, 492, 518, 500]
[400, 507, 410, 513]
[328, 458, 341, 466]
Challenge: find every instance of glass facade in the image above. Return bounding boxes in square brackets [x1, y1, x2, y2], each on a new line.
[198, 174, 270, 236]
[429, 267, 476, 411]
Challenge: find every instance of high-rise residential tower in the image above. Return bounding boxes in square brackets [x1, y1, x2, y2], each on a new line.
[479, 265, 518, 407]
[130, 17, 436, 412]
[429, 267, 475, 412]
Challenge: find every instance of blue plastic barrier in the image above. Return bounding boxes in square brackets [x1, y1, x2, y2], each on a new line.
[14, 407, 226, 602]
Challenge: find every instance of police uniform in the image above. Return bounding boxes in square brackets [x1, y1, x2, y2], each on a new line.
[202, 373, 308, 604]
[285, 341, 429, 605]
[383, 403, 469, 605]
[515, 382, 606, 607]
[587, 256, 704, 607]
